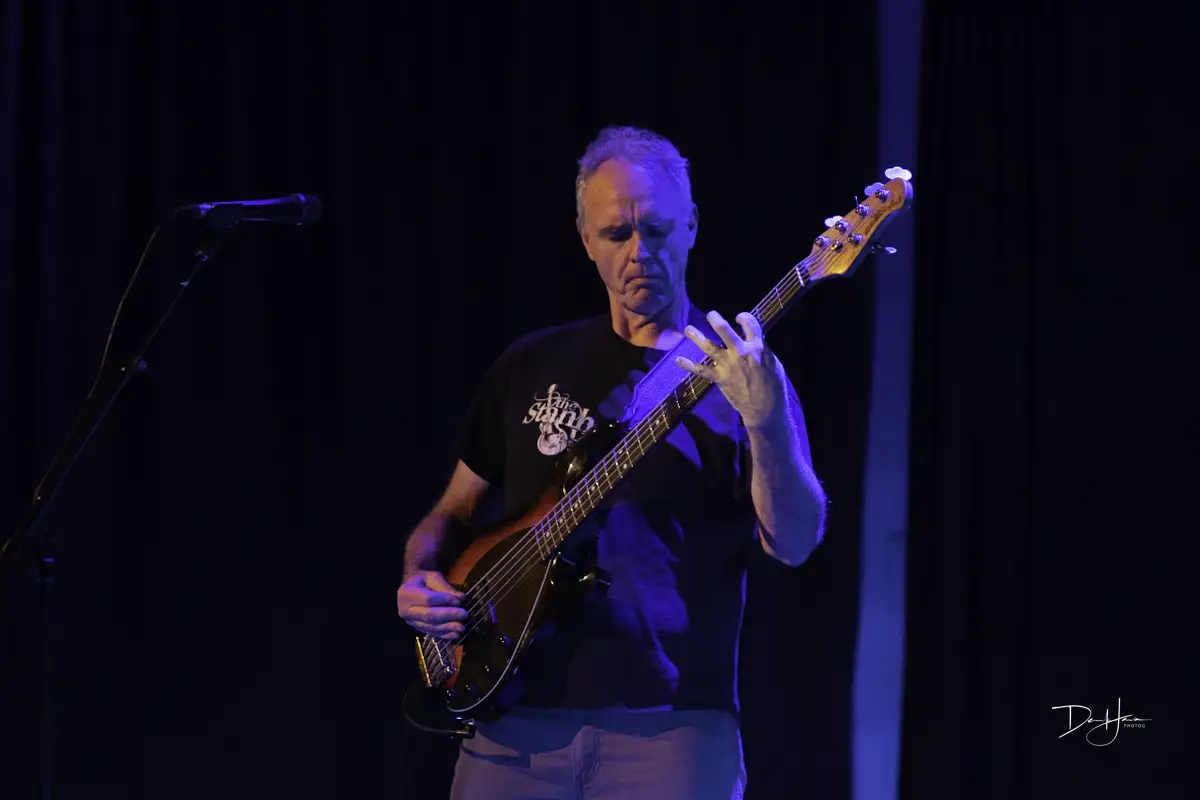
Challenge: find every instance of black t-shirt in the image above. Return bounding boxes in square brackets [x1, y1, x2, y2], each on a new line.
[456, 305, 779, 719]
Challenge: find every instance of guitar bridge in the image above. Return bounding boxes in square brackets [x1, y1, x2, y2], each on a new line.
[414, 637, 433, 688]
[415, 635, 457, 688]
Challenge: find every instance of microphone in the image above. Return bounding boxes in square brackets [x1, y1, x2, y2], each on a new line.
[175, 193, 323, 228]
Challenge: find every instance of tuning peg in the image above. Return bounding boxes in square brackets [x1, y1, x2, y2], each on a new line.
[884, 166, 912, 180]
[823, 214, 850, 232]
[863, 182, 884, 196]
[871, 244, 898, 255]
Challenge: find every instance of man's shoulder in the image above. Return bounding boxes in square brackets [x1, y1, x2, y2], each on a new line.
[499, 314, 609, 360]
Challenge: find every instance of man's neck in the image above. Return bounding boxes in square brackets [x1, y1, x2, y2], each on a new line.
[609, 293, 691, 350]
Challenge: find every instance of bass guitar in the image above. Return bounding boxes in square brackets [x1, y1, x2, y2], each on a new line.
[402, 168, 915, 739]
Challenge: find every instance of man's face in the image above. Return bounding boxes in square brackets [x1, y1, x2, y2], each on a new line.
[578, 158, 697, 319]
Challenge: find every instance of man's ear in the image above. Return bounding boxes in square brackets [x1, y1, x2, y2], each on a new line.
[687, 203, 699, 247]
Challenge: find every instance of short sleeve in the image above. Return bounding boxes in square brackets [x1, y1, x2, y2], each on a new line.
[453, 348, 514, 486]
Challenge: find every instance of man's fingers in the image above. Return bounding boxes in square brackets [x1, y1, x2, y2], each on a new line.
[409, 620, 465, 639]
[422, 590, 463, 607]
[399, 572, 469, 641]
[683, 325, 720, 356]
[406, 605, 468, 625]
[706, 309, 744, 351]
[736, 312, 763, 343]
[675, 355, 720, 384]
[423, 571, 461, 596]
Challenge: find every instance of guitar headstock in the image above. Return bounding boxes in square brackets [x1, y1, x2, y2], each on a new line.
[806, 167, 914, 281]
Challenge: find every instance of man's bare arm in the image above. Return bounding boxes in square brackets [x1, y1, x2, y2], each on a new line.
[398, 461, 492, 638]
[402, 460, 491, 581]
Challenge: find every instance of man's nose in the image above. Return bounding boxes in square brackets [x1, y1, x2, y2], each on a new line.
[630, 229, 651, 261]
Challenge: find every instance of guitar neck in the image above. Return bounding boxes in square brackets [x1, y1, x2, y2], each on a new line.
[531, 254, 821, 557]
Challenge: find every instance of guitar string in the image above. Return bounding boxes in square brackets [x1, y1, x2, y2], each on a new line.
[454, 259, 816, 620]
[421, 361, 722, 681]
[441, 251, 836, 660]
[425, 201, 897, 674]
[416, 193, 903, 681]
[419, 247, 842, 680]
[442, 249, 835, 649]
[420, 257, 826, 678]
[459, 235, 856, 605]
[418, 385, 699, 681]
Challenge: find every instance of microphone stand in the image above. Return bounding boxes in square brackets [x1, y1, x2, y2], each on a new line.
[1, 223, 228, 800]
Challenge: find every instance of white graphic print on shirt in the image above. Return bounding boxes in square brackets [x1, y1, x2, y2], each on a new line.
[522, 383, 596, 456]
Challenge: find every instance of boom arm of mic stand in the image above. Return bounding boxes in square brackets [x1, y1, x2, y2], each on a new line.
[0, 224, 226, 800]
[0, 228, 227, 578]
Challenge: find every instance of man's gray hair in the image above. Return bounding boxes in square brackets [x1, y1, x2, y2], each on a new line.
[574, 125, 692, 229]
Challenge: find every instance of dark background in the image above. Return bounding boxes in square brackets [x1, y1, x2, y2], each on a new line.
[1, 2, 1191, 799]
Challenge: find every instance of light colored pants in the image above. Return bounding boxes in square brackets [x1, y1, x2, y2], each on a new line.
[449, 707, 746, 800]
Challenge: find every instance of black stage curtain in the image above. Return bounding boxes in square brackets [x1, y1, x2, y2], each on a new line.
[902, 2, 1191, 798]
[1, 3, 879, 798]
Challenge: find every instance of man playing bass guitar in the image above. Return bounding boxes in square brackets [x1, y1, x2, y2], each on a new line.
[397, 125, 827, 800]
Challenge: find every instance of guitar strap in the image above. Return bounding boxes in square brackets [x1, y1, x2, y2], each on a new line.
[552, 308, 719, 549]
[617, 308, 714, 428]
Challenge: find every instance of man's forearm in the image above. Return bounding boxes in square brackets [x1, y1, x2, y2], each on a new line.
[402, 512, 457, 581]
[746, 414, 827, 566]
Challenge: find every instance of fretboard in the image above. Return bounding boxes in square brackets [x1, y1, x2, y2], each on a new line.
[528, 253, 821, 561]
